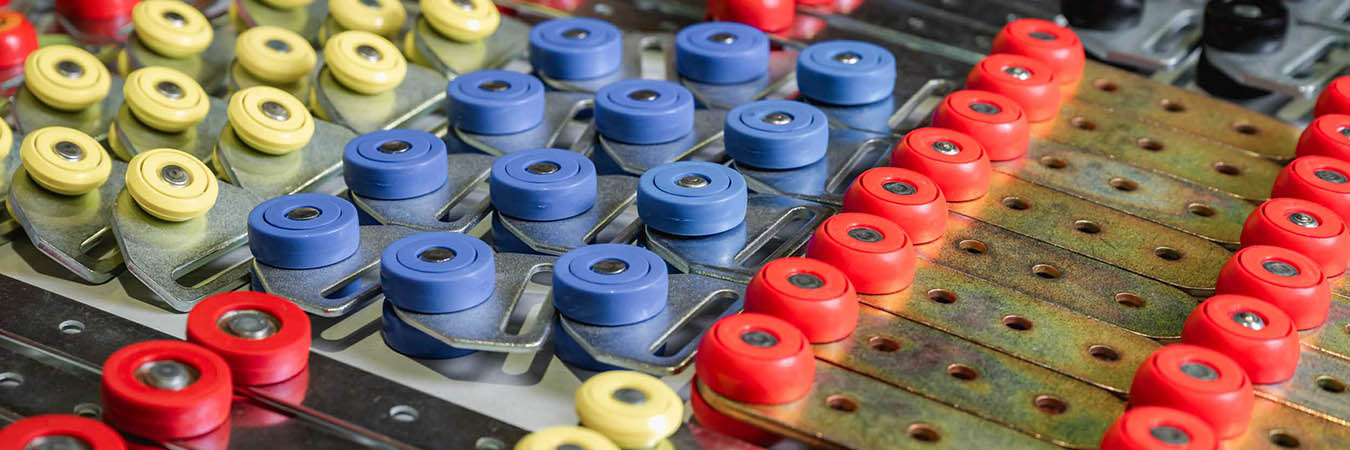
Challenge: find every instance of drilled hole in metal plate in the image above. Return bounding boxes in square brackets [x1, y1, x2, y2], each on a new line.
[1154, 247, 1182, 261]
[1234, 123, 1259, 135]
[1213, 162, 1242, 176]
[1116, 293, 1145, 308]
[1317, 376, 1346, 393]
[1188, 203, 1216, 217]
[1002, 315, 1033, 331]
[1345, 323, 1350, 336]
[1073, 220, 1101, 234]
[1001, 196, 1030, 210]
[1269, 430, 1301, 448]
[1109, 177, 1139, 192]
[73, 403, 101, 418]
[826, 395, 858, 413]
[1092, 79, 1117, 92]
[1089, 344, 1121, 362]
[1137, 138, 1164, 151]
[1160, 99, 1186, 112]
[946, 364, 978, 381]
[0, 372, 23, 388]
[908, 423, 941, 442]
[1039, 156, 1067, 169]
[928, 289, 957, 304]
[867, 336, 901, 353]
[957, 239, 987, 254]
[1032, 264, 1061, 279]
[474, 437, 507, 450]
[58, 319, 84, 334]
[1070, 117, 1096, 131]
[1034, 395, 1067, 415]
[389, 405, 418, 422]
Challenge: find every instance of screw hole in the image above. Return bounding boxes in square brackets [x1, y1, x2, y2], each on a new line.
[1002, 196, 1030, 211]
[58, 320, 84, 335]
[1039, 156, 1067, 169]
[1002, 315, 1034, 331]
[1073, 220, 1101, 234]
[1213, 162, 1242, 176]
[946, 364, 979, 381]
[1269, 430, 1301, 448]
[73, 403, 101, 419]
[1136, 138, 1164, 151]
[1234, 123, 1259, 135]
[1092, 79, 1117, 92]
[826, 395, 859, 413]
[1160, 99, 1186, 112]
[389, 405, 418, 422]
[1154, 247, 1182, 261]
[1032, 264, 1062, 279]
[868, 336, 901, 353]
[908, 423, 941, 443]
[1187, 203, 1216, 217]
[0, 372, 23, 388]
[1070, 117, 1096, 131]
[1033, 395, 1067, 415]
[1089, 345, 1121, 362]
[957, 239, 988, 254]
[927, 289, 958, 304]
[1317, 376, 1346, 393]
[1109, 177, 1139, 192]
[1116, 293, 1145, 308]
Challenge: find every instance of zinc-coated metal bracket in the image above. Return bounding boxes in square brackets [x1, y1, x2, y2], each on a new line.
[311, 64, 448, 135]
[110, 98, 230, 164]
[253, 225, 417, 317]
[494, 174, 641, 255]
[1071, 0, 1206, 73]
[8, 162, 129, 284]
[10, 77, 126, 143]
[213, 118, 356, 200]
[348, 152, 495, 233]
[395, 252, 558, 353]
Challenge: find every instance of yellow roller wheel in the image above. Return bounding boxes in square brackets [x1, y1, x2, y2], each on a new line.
[259, 0, 314, 9]
[515, 427, 620, 450]
[227, 86, 314, 154]
[108, 121, 132, 161]
[116, 49, 132, 76]
[23, 45, 111, 112]
[420, 0, 498, 42]
[19, 127, 112, 195]
[0, 118, 14, 160]
[323, 31, 406, 95]
[123, 67, 210, 133]
[331, 0, 405, 38]
[401, 31, 430, 68]
[126, 148, 218, 222]
[132, 0, 213, 58]
[575, 371, 683, 449]
[235, 26, 317, 84]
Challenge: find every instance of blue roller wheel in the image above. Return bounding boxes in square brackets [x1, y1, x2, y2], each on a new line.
[797, 40, 896, 106]
[675, 22, 769, 84]
[490, 148, 597, 221]
[529, 18, 623, 80]
[553, 244, 667, 326]
[446, 70, 546, 135]
[637, 161, 747, 236]
[724, 100, 828, 169]
[380, 232, 495, 314]
[381, 302, 475, 359]
[343, 130, 448, 200]
[594, 79, 694, 145]
[248, 194, 360, 269]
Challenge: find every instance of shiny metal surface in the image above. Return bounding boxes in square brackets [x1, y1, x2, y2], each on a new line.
[396, 252, 557, 352]
[253, 225, 416, 317]
[349, 153, 495, 232]
[8, 163, 129, 284]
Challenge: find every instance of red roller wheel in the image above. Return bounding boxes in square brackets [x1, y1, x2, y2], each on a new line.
[0, 415, 127, 450]
[1099, 406, 1217, 450]
[1182, 295, 1301, 384]
[1315, 76, 1350, 117]
[965, 54, 1061, 123]
[101, 340, 232, 441]
[804, 212, 916, 294]
[1295, 114, 1350, 160]
[1272, 156, 1350, 224]
[930, 89, 1029, 161]
[695, 313, 814, 404]
[841, 167, 947, 244]
[707, 0, 794, 32]
[991, 18, 1085, 99]
[1240, 197, 1350, 277]
[690, 379, 781, 447]
[891, 127, 992, 202]
[1127, 344, 1253, 439]
[55, 0, 139, 20]
[1215, 245, 1330, 330]
[745, 257, 859, 343]
[0, 12, 37, 69]
[186, 291, 312, 386]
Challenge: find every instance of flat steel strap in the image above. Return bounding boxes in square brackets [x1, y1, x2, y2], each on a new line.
[695, 367, 1059, 450]
[1256, 348, 1350, 426]
[814, 306, 1122, 448]
[1303, 294, 1350, 362]
[1039, 101, 1282, 201]
[1228, 398, 1350, 449]
[949, 172, 1229, 294]
[864, 261, 1160, 392]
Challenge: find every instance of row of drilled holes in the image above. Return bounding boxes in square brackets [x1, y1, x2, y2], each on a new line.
[1089, 79, 1261, 136]
[1066, 117, 1247, 177]
[956, 240, 1148, 310]
[1036, 156, 1219, 218]
[997, 198, 1186, 261]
